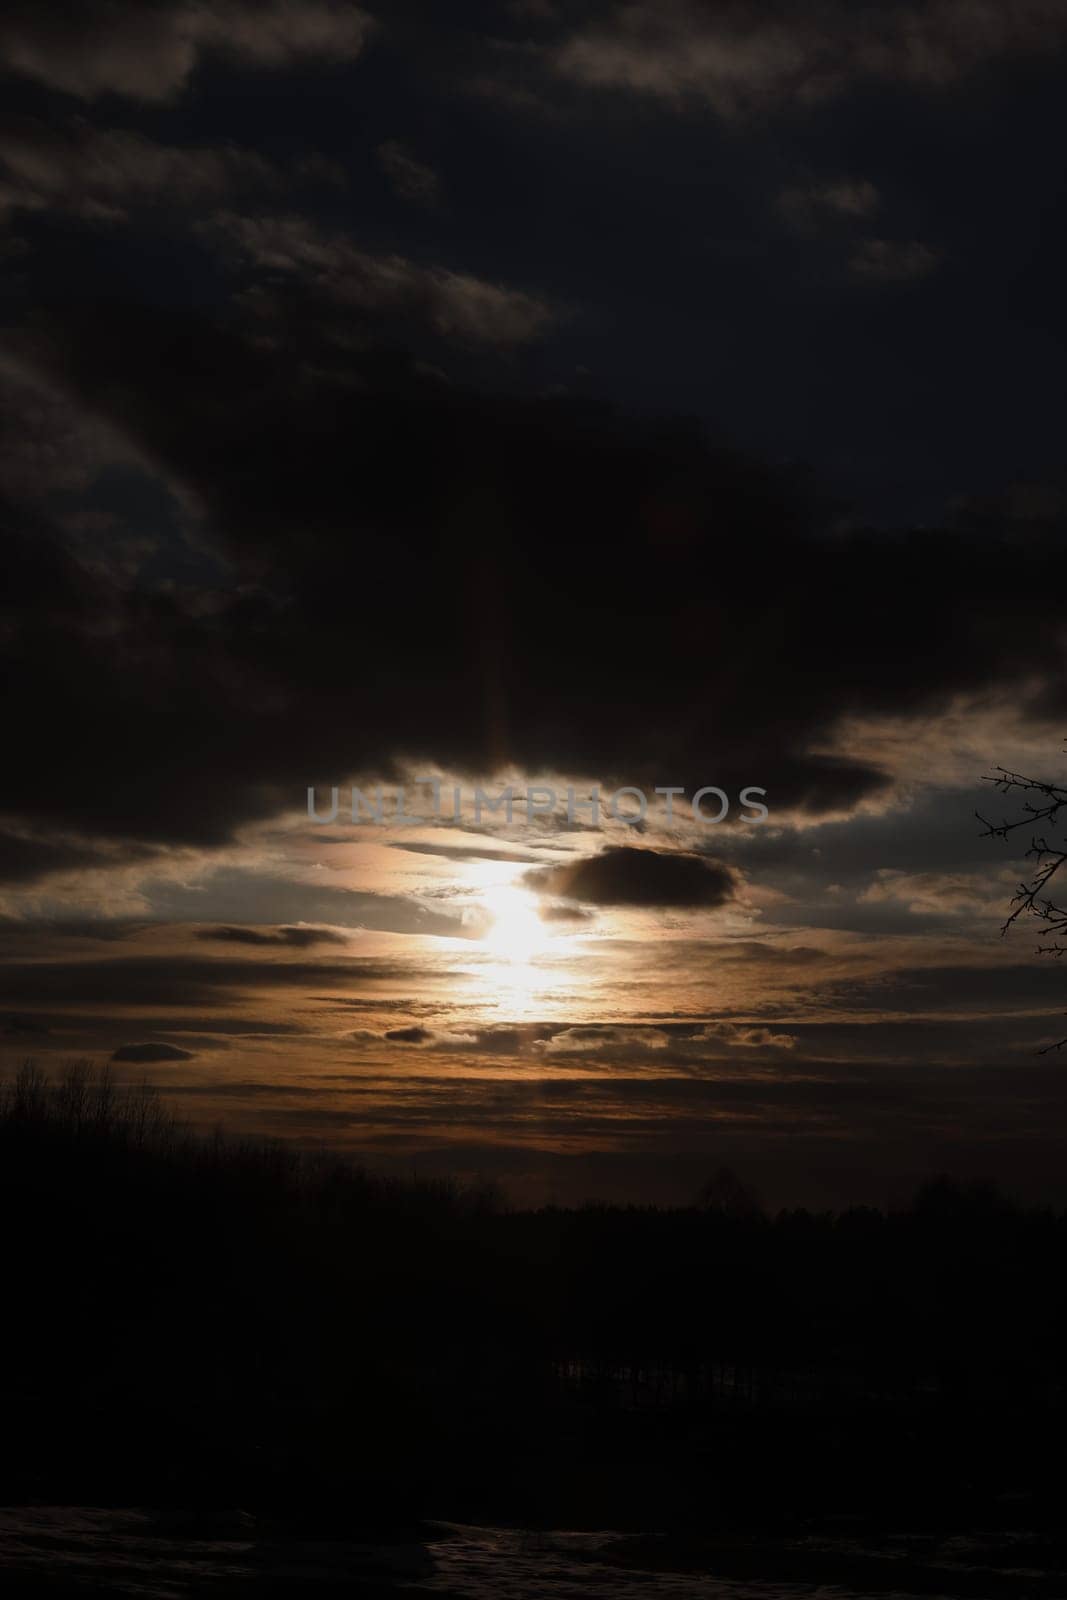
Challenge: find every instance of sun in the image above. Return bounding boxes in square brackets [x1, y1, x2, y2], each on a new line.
[481, 885, 547, 962]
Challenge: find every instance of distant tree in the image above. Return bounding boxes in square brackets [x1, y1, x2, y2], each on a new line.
[911, 1173, 1015, 1220]
[697, 1164, 764, 1219]
[979, 747, 1067, 1051]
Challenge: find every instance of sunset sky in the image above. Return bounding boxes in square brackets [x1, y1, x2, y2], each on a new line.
[2, 0, 1067, 1208]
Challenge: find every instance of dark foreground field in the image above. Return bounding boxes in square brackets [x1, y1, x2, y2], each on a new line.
[4, 1509, 1067, 1598]
[2, 1063, 1066, 1597]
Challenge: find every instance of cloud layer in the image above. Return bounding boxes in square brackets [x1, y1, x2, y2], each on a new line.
[0, 1, 371, 103]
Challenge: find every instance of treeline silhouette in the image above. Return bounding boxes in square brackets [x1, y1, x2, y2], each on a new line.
[2, 1061, 1066, 1535]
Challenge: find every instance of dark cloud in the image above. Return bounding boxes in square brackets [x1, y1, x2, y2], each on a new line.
[111, 1041, 194, 1062]
[527, 847, 738, 908]
[391, 841, 549, 865]
[533, 1019, 796, 1058]
[849, 238, 942, 282]
[0, 115, 282, 224]
[3, 1014, 50, 1035]
[384, 1025, 435, 1044]
[0, 360, 124, 503]
[0, 1, 372, 104]
[438, 1024, 559, 1054]
[547, 1, 1067, 117]
[145, 870, 473, 941]
[821, 960, 1067, 1016]
[0, 821, 172, 889]
[0, 955, 427, 1008]
[778, 178, 880, 232]
[106, 1015, 303, 1038]
[195, 925, 349, 948]
[205, 211, 556, 346]
[1, 281, 1064, 865]
[702, 941, 829, 966]
[376, 139, 441, 207]
[539, 902, 594, 923]
[0, 828, 104, 885]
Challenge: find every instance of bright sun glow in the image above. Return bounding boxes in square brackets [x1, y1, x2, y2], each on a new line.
[482, 885, 547, 962]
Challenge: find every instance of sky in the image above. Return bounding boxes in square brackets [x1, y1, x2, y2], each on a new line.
[2, 0, 1067, 1208]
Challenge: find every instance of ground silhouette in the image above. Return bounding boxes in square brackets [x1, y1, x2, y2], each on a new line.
[2, 1061, 1065, 1543]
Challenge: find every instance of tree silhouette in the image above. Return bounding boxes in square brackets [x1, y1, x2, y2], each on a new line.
[979, 745, 1067, 1051]
[697, 1164, 764, 1219]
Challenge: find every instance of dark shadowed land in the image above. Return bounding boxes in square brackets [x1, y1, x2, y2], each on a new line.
[2, 1063, 1067, 1598]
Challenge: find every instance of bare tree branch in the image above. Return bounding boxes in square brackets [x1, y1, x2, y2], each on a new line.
[979, 747, 1067, 1051]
